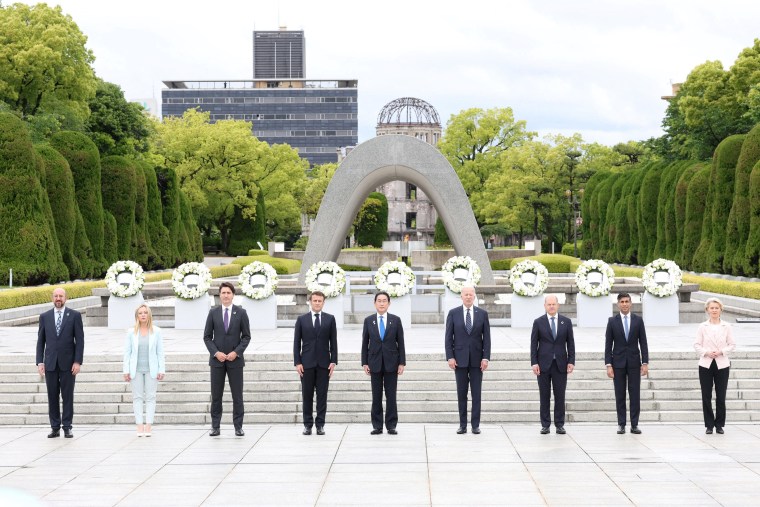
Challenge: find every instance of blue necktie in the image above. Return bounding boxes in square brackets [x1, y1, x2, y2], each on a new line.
[466, 309, 473, 334]
[550, 316, 557, 340]
[224, 308, 229, 333]
[379, 316, 385, 341]
[624, 315, 629, 342]
[55, 311, 62, 336]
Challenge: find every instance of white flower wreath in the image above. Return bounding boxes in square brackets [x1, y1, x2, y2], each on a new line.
[105, 260, 145, 298]
[509, 259, 549, 297]
[374, 261, 416, 297]
[642, 258, 683, 297]
[239, 261, 279, 300]
[304, 261, 346, 298]
[172, 262, 212, 300]
[575, 259, 615, 297]
[441, 256, 482, 294]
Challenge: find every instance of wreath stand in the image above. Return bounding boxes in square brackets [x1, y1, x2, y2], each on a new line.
[642, 292, 679, 326]
[108, 292, 144, 330]
[175, 295, 212, 329]
[576, 293, 612, 327]
[240, 296, 277, 330]
[510, 294, 546, 328]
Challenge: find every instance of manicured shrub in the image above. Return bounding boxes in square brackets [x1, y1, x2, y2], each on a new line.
[227, 192, 267, 256]
[561, 241, 583, 257]
[434, 217, 451, 246]
[141, 161, 173, 268]
[354, 192, 388, 247]
[179, 191, 203, 262]
[727, 125, 760, 275]
[744, 159, 760, 276]
[655, 162, 689, 260]
[580, 171, 612, 259]
[637, 162, 662, 264]
[103, 211, 118, 263]
[232, 255, 301, 274]
[101, 155, 136, 260]
[673, 163, 703, 263]
[130, 158, 152, 267]
[594, 176, 616, 259]
[681, 166, 712, 269]
[155, 166, 182, 264]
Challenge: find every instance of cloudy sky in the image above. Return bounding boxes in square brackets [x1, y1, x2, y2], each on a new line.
[25, 0, 760, 145]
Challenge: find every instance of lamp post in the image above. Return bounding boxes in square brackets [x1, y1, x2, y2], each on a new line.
[565, 189, 584, 257]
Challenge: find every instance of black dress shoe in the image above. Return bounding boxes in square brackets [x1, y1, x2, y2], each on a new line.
[617, 425, 625, 434]
[47, 429, 60, 438]
[303, 427, 312, 435]
[316, 427, 325, 435]
[63, 429, 73, 438]
[716, 427, 724, 434]
[705, 428, 713, 434]
[556, 426, 566, 434]
[457, 427, 467, 434]
[471, 427, 481, 434]
[387, 429, 397, 435]
[540, 427, 550, 435]
[370, 429, 383, 435]
[209, 428, 220, 437]
[235, 428, 245, 437]
[630, 426, 641, 434]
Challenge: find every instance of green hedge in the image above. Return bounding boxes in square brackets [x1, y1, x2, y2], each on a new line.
[179, 191, 203, 262]
[227, 194, 266, 256]
[130, 159, 152, 267]
[744, 159, 760, 276]
[561, 241, 583, 257]
[141, 161, 173, 268]
[355, 192, 388, 247]
[232, 255, 301, 275]
[728, 125, 760, 275]
[155, 166, 182, 264]
[246, 249, 268, 256]
[101, 155, 137, 260]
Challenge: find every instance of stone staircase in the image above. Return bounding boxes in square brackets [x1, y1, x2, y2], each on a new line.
[2, 352, 759, 426]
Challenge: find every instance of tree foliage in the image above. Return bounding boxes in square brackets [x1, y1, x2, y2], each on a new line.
[85, 79, 151, 157]
[354, 192, 388, 247]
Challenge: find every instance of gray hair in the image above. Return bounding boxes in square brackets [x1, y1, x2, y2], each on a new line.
[704, 297, 724, 312]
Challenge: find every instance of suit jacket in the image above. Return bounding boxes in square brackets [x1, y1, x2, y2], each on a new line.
[445, 305, 491, 368]
[694, 320, 735, 369]
[36, 307, 84, 370]
[361, 313, 406, 373]
[293, 311, 338, 368]
[203, 305, 251, 368]
[605, 313, 648, 368]
[530, 313, 575, 371]
[123, 326, 166, 379]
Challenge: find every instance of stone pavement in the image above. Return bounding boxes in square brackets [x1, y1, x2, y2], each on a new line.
[0, 423, 759, 506]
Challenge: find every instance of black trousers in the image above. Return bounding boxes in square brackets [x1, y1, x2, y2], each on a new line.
[699, 360, 730, 429]
[454, 365, 483, 428]
[370, 370, 398, 430]
[537, 359, 567, 428]
[46, 364, 76, 430]
[210, 364, 244, 429]
[613, 364, 641, 426]
[302, 366, 330, 428]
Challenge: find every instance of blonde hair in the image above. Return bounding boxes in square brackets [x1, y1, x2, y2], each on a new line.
[133, 304, 154, 336]
[704, 297, 724, 312]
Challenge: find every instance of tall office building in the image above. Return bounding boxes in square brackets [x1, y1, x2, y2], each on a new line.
[162, 29, 357, 166]
[253, 28, 305, 79]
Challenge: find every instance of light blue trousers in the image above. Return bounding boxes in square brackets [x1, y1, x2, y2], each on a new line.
[131, 372, 158, 424]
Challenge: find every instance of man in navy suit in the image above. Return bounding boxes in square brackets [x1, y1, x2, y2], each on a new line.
[204, 281, 251, 437]
[294, 291, 338, 435]
[605, 292, 649, 434]
[530, 295, 575, 434]
[361, 291, 406, 435]
[445, 285, 491, 434]
[36, 288, 84, 438]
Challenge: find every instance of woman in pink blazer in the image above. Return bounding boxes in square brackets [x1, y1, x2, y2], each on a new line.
[694, 298, 735, 434]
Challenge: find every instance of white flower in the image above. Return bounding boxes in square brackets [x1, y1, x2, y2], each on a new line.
[642, 258, 683, 297]
[575, 259, 615, 297]
[374, 261, 416, 297]
[304, 261, 346, 298]
[239, 262, 279, 300]
[171, 262, 212, 300]
[509, 259, 549, 297]
[105, 260, 145, 298]
[441, 256, 482, 294]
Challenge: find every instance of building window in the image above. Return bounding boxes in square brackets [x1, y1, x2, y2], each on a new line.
[406, 184, 417, 201]
[406, 212, 417, 230]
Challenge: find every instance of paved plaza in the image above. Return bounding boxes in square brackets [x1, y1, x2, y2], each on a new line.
[2, 322, 760, 505]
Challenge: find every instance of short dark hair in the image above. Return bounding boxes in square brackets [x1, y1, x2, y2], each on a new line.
[617, 292, 631, 301]
[374, 291, 390, 302]
[219, 281, 236, 294]
[309, 291, 326, 301]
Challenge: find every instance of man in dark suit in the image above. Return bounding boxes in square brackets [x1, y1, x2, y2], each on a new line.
[445, 285, 491, 434]
[605, 292, 649, 434]
[530, 295, 575, 434]
[361, 291, 405, 435]
[294, 291, 338, 435]
[36, 288, 84, 438]
[204, 281, 251, 437]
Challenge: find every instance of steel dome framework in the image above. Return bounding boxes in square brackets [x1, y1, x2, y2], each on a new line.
[377, 97, 441, 126]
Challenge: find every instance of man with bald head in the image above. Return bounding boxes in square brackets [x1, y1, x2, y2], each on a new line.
[36, 288, 85, 438]
[445, 285, 491, 434]
[530, 295, 575, 434]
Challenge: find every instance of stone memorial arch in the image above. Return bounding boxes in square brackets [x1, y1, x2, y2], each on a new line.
[299, 135, 495, 284]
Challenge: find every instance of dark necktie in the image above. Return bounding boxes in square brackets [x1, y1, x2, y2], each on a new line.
[55, 311, 62, 336]
[224, 307, 229, 332]
[624, 315, 629, 342]
[551, 316, 557, 340]
[379, 316, 385, 340]
[466, 308, 472, 334]
[314, 313, 321, 333]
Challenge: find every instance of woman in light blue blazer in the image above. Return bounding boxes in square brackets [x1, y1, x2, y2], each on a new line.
[123, 304, 165, 436]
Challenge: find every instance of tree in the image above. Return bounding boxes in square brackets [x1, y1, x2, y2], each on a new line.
[353, 192, 388, 247]
[0, 4, 96, 124]
[85, 79, 151, 157]
[101, 155, 136, 260]
[300, 163, 337, 218]
[434, 217, 451, 246]
[725, 125, 760, 274]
